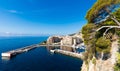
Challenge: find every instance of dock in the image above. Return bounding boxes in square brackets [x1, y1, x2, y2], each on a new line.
[1, 44, 40, 58]
[53, 49, 83, 59]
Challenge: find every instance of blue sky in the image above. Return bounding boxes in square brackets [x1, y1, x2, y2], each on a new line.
[0, 0, 96, 35]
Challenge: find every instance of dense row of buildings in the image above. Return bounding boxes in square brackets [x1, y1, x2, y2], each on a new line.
[47, 34, 83, 46]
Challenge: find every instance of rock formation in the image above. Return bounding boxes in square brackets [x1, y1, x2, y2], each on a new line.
[81, 0, 120, 71]
[81, 40, 119, 71]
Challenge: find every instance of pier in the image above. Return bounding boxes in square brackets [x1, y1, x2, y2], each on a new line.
[1, 44, 40, 57]
[53, 49, 83, 59]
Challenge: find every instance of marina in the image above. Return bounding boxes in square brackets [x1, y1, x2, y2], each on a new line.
[1, 43, 85, 59]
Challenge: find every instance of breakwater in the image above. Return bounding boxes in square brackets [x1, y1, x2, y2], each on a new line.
[53, 49, 83, 59]
[1, 44, 40, 57]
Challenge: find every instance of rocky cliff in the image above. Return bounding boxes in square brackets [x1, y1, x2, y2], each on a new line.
[81, 0, 120, 71]
[81, 40, 119, 71]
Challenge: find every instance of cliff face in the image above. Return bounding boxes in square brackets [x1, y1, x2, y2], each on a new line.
[81, 40, 119, 71]
[81, 0, 120, 71]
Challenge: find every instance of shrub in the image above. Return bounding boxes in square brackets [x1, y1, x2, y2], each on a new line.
[82, 24, 96, 34]
[96, 37, 111, 54]
[96, 37, 111, 49]
[92, 58, 96, 64]
[114, 52, 120, 71]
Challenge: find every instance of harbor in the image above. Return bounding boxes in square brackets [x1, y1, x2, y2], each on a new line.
[1, 44, 85, 58]
[0, 36, 83, 71]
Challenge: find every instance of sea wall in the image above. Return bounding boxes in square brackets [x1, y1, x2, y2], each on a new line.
[54, 49, 83, 59]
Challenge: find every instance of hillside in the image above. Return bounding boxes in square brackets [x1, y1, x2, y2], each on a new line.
[81, 0, 120, 71]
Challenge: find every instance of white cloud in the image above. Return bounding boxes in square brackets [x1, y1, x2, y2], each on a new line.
[7, 10, 23, 14]
[5, 32, 10, 34]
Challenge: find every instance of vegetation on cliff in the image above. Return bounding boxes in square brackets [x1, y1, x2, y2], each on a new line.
[86, 0, 120, 23]
[114, 52, 120, 71]
[81, 0, 120, 70]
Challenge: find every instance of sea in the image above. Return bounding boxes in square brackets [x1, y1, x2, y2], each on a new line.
[0, 36, 83, 71]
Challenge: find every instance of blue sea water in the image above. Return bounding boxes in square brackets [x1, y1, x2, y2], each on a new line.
[0, 36, 83, 71]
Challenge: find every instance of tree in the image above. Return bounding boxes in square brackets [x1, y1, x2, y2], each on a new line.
[96, 37, 111, 59]
[82, 23, 96, 34]
[96, 9, 120, 37]
[82, 23, 96, 45]
[86, 0, 120, 23]
[81, 0, 120, 64]
[85, 0, 120, 37]
[96, 37, 111, 49]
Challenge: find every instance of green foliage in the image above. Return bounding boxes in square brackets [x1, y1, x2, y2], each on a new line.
[113, 8, 120, 22]
[114, 64, 120, 71]
[83, 34, 91, 45]
[102, 20, 116, 26]
[102, 46, 111, 53]
[96, 47, 102, 53]
[116, 30, 120, 37]
[105, 21, 115, 25]
[116, 52, 120, 63]
[96, 37, 111, 53]
[82, 23, 96, 34]
[114, 52, 120, 71]
[92, 58, 96, 64]
[118, 37, 120, 43]
[86, 0, 120, 23]
[82, 24, 96, 45]
[88, 50, 94, 60]
[81, 0, 120, 64]
[96, 37, 111, 49]
[82, 23, 97, 61]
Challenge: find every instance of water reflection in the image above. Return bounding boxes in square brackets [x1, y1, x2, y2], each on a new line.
[1, 57, 10, 61]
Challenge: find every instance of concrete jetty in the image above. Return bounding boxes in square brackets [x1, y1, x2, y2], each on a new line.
[53, 49, 83, 59]
[40, 44, 73, 47]
[1, 44, 40, 57]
